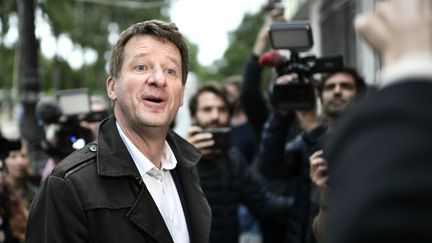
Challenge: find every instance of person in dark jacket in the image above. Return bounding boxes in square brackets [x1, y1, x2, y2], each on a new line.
[186, 82, 295, 243]
[258, 67, 367, 243]
[239, 10, 306, 243]
[324, 1, 432, 242]
[25, 20, 211, 243]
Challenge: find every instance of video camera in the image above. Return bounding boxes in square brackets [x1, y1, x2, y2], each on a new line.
[36, 88, 108, 158]
[267, 20, 344, 110]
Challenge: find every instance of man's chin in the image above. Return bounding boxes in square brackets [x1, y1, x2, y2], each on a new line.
[325, 109, 344, 119]
[138, 116, 171, 128]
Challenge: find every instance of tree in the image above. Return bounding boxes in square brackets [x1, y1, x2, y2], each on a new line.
[199, 11, 273, 88]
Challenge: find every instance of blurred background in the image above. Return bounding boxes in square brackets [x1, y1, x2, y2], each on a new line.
[0, 0, 381, 171]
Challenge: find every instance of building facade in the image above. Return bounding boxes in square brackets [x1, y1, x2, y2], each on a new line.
[284, 0, 382, 85]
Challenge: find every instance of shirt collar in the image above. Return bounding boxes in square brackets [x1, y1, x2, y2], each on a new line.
[115, 121, 177, 175]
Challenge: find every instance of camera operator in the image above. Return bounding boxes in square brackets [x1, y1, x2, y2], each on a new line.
[258, 66, 366, 243]
[186, 82, 295, 243]
[36, 95, 108, 183]
[240, 10, 315, 243]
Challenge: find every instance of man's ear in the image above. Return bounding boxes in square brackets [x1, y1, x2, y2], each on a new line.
[106, 76, 117, 101]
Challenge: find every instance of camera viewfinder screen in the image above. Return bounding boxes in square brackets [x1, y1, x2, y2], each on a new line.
[270, 29, 312, 50]
[57, 90, 90, 116]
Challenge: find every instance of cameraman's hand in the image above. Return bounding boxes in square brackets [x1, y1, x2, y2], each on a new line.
[309, 150, 328, 191]
[253, 8, 285, 55]
[355, 0, 432, 82]
[186, 126, 215, 155]
[275, 73, 299, 85]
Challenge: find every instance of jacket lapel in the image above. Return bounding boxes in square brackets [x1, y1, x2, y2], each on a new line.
[175, 164, 212, 243]
[96, 117, 173, 243]
[127, 185, 174, 243]
[167, 132, 212, 243]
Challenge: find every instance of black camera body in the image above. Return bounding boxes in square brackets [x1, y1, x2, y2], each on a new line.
[36, 89, 104, 158]
[200, 127, 231, 150]
[268, 21, 344, 110]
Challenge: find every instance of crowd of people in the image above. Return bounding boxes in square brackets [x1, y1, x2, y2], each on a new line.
[0, 0, 431, 242]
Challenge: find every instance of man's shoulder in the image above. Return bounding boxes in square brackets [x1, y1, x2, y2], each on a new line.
[51, 142, 98, 179]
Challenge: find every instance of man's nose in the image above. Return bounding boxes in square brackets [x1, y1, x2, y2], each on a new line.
[210, 109, 220, 118]
[147, 67, 166, 86]
[333, 84, 342, 94]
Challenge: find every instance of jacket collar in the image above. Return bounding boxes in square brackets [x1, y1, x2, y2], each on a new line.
[96, 116, 202, 178]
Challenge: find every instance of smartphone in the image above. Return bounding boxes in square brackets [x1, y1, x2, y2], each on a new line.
[56, 88, 91, 116]
[269, 20, 313, 50]
[200, 127, 231, 150]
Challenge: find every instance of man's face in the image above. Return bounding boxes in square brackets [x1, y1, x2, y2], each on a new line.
[107, 35, 185, 129]
[193, 91, 230, 129]
[321, 73, 357, 118]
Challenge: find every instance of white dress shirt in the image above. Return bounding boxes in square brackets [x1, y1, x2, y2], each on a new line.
[116, 122, 190, 243]
[381, 54, 432, 87]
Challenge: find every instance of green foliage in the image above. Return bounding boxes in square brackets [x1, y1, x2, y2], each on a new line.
[0, 0, 17, 35]
[219, 13, 265, 77]
[196, 11, 273, 90]
[0, 46, 16, 90]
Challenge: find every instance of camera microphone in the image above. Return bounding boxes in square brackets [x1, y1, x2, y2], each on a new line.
[258, 50, 286, 67]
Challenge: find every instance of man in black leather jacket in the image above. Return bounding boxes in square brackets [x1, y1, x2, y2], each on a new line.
[186, 82, 295, 243]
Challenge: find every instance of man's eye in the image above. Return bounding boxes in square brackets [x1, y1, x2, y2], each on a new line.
[166, 68, 176, 76]
[324, 85, 335, 91]
[202, 107, 212, 113]
[341, 83, 355, 90]
[136, 65, 146, 71]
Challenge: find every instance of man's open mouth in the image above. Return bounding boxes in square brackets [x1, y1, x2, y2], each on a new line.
[146, 97, 163, 103]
